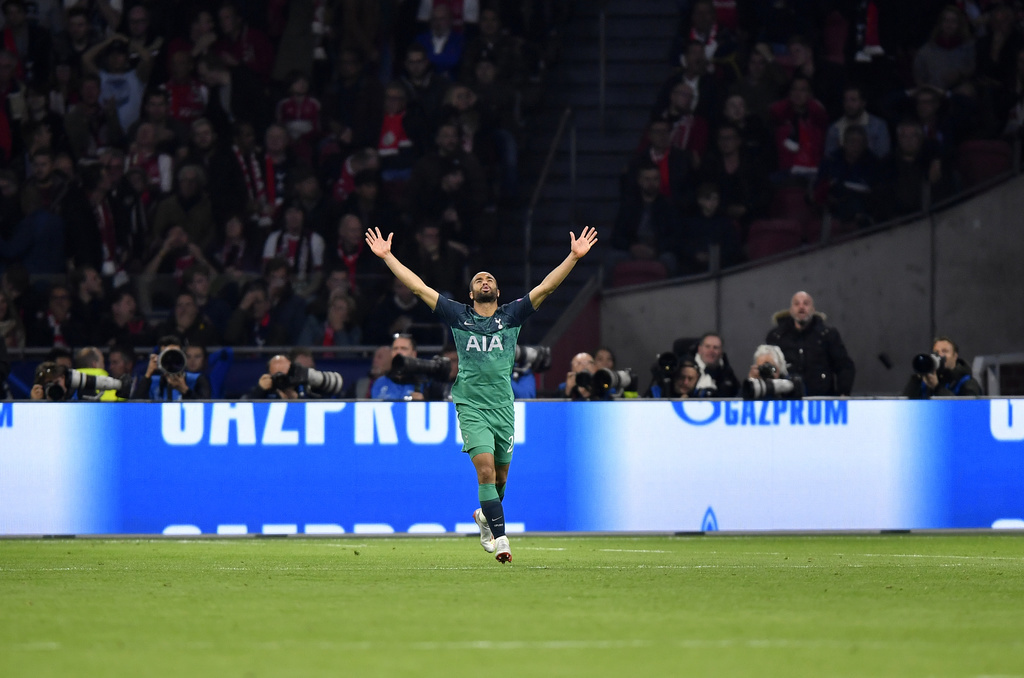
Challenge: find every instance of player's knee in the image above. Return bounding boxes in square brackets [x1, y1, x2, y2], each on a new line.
[476, 466, 496, 484]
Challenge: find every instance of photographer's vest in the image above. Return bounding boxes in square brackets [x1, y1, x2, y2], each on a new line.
[918, 373, 972, 398]
[149, 371, 201, 401]
[77, 367, 120, 402]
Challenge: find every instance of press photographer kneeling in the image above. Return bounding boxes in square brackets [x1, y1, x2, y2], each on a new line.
[901, 336, 982, 398]
[742, 344, 803, 400]
[131, 335, 211, 400]
[371, 333, 451, 401]
[31, 361, 129, 401]
[247, 350, 346, 400]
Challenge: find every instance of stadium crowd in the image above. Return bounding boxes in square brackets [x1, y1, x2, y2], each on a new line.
[0, 0, 1009, 400]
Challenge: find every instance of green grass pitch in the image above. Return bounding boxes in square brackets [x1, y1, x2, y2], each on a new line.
[2, 534, 1024, 677]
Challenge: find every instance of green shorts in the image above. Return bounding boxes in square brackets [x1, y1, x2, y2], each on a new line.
[455, 403, 515, 465]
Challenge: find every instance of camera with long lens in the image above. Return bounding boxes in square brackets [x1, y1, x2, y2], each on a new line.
[391, 354, 452, 385]
[913, 353, 943, 376]
[513, 344, 552, 378]
[649, 352, 678, 396]
[272, 363, 346, 395]
[157, 347, 186, 375]
[35, 363, 128, 401]
[742, 370, 803, 400]
[592, 367, 636, 398]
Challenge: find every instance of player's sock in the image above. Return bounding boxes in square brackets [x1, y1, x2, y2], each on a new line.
[496, 482, 506, 502]
[478, 483, 506, 538]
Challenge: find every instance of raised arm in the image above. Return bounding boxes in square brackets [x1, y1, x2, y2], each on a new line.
[529, 226, 598, 310]
[365, 228, 440, 310]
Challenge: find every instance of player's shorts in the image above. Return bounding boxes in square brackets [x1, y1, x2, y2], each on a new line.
[455, 403, 515, 465]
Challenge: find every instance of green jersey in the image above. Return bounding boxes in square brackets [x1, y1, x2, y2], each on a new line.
[434, 295, 536, 409]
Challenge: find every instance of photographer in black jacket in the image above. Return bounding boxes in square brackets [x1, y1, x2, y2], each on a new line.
[766, 291, 855, 396]
[902, 336, 983, 398]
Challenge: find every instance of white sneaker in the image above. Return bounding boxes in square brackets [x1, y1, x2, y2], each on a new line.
[494, 535, 512, 563]
[473, 509, 496, 553]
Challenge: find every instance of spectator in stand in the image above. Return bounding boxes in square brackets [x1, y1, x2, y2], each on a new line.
[721, 93, 775, 165]
[154, 291, 221, 347]
[180, 117, 248, 225]
[82, 33, 153, 134]
[96, 288, 152, 347]
[326, 47, 384, 149]
[224, 279, 286, 346]
[765, 290, 855, 396]
[2, 0, 52, 85]
[263, 257, 309, 343]
[769, 75, 829, 182]
[363, 277, 440, 347]
[378, 82, 428, 189]
[262, 203, 326, 299]
[184, 264, 233, 336]
[0, 287, 25, 348]
[292, 166, 337, 239]
[214, 1, 274, 84]
[340, 169, 401, 238]
[331, 147, 380, 204]
[654, 80, 710, 160]
[69, 265, 106, 330]
[126, 122, 174, 197]
[671, 0, 740, 80]
[411, 161, 480, 249]
[140, 224, 216, 313]
[678, 182, 742, 273]
[912, 85, 961, 159]
[323, 213, 386, 298]
[914, 5, 976, 95]
[167, 8, 218, 72]
[128, 89, 188, 156]
[416, 3, 465, 81]
[257, 123, 298, 223]
[0, 199, 64, 276]
[399, 42, 450, 131]
[825, 84, 891, 160]
[164, 50, 208, 128]
[813, 124, 883, 228]
[876, 118, 952, 220]
[626, 117, 697, 212]
[107, 345, 136, 382]
[407, 121, 488, 223]
[977, 2, 1023, 134]
[469, 54, 520, 200]
[207, 213, 263, 282]
[784, 34, 846, 119]
[276, 70, 322, 158]
[150, 164, 217, 251]
[297, 287, 362, 348]
[609, 159, 681, 276]
[26, 282, 88, 348]
[196, 54, 269, 142]
[698, 122, 770, 233]
[729, 45, 790, 124]
[462, 6, 524, 84]
[124, 5, 166, 86]
[53, 7, 99, 77]
[658, 40, 720, 123]
[397, 221, 468, 297]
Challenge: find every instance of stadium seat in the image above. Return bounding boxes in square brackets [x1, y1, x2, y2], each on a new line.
[746, 219, 803, 260]
[957, 140, 1013, 188]
[769, 185, 821, 241]
[610, 260, 668, 287]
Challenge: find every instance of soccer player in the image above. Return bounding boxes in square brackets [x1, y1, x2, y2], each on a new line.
[365, 225, 598, 563]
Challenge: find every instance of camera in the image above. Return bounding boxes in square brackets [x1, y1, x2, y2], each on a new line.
[513, 344, 552, 377]
[158, 347, 187, 375]
[913, 353, 943, 376]
[391, 354, 452, 385]
[35, 364, 128, 401]
[272, 363, 346, 395]
[592, 367, 636, 398]
[742, 374, 803, 400]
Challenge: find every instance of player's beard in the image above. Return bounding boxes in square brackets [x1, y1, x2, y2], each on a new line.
[474, 289, 497, 304]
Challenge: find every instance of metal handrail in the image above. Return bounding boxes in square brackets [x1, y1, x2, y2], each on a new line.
[523, 106, 575, 294]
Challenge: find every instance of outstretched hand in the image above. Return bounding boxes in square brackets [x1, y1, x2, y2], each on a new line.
[570, 226, 598, 259]
[365, 227, 393, 259]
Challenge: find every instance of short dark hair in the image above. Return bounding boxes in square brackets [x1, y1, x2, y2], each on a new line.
[45, 346, 73, 363]
[392, 333, 417, 351]
[933, 335, 960, 354]
[109, 345, 136, 364]
[158, 334, 182, 348]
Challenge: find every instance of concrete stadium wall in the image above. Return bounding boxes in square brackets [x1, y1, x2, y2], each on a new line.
[601, 176, 1024, 395]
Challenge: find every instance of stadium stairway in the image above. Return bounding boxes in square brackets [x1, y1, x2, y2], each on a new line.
[488, 0, 680, 344]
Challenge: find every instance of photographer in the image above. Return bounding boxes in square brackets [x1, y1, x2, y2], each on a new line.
[131, 335, 211, 401]
[30, 361, 129, 401]
[742, 344, 804, 400]
[246, 350, 346, 399]
[902, 336, 983, 399]
[688, 333, 740, 397]
[562, 352, 595, 401]
[645, 358, 699, 398]
[372, 333, 450, 401]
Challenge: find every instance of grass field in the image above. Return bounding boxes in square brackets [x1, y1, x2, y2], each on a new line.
[2, 534, 1024, 677]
